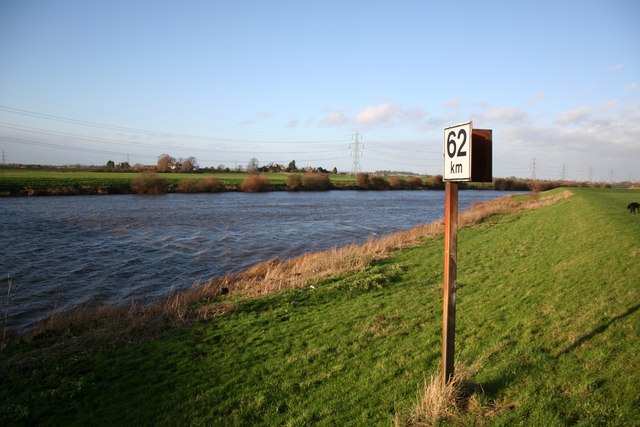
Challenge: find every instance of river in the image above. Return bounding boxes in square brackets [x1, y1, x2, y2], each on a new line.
[1, 190, 518, 333]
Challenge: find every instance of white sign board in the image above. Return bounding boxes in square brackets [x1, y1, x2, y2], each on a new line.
[443, 121, 472, 181]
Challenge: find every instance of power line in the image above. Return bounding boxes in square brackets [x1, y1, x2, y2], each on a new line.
[0, 136, 132, 157]
[366, 140, 441, 155]
[0, 124, 349, 159]
[0, 105, 350, 145]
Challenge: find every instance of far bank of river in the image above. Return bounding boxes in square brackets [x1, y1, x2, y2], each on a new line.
[0, 190, 523, 332]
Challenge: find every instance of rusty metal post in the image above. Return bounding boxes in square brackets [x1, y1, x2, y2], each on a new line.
[442, 181, 458, 384]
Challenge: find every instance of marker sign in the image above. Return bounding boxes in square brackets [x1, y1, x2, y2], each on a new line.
[443, 121, 472, 181]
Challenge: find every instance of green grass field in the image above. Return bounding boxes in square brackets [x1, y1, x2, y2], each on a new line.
[1, 188, 638, 425]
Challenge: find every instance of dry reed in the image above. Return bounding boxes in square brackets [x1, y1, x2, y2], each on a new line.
[26, 191, 572, 345]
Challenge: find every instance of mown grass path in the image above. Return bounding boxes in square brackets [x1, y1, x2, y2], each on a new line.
[1, 188, 638, 425]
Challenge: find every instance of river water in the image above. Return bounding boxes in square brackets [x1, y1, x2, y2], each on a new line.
[1, 190, 516, 333]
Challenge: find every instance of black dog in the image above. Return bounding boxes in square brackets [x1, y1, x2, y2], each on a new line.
[628, 202, 640, 214]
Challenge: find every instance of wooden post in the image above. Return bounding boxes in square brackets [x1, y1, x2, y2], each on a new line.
[442, 181, 458, 384]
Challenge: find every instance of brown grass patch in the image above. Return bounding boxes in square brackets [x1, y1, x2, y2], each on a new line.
[396, 363, 478, 426]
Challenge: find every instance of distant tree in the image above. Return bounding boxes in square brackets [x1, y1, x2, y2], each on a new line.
[332, 167, 338, 174]
[247, 157, 259, 174]
[157, 154, 175, 172]
[181, 156, 198, 172]
[287, 160, 298, 172]
[105, 160, 115, 170]
[119, 162, 131, 170]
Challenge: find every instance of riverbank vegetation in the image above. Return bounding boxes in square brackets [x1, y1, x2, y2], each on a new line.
[3, 187, 638, 424]
[0, 166, 622, 197]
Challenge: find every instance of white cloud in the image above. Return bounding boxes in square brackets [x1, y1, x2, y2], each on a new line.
[287, 119, 299, 129]
[321, 109, 348, 127]
[626, 82, 639, 91]
[611, 64, 623, 71]
[320, 103, 429, 129]
[598, 99, 618, 111]
[442, 98, 462, 109]
[528, 92, 547, 104]
[420, 113, 461, 131]
[399, 107, 427, 123]
[478, 107, 528, 124]
[555, 106, 590, 125]
[354, 103, 402, 126]
[492, 103, 640, 180]
[352, 103, 427, 129]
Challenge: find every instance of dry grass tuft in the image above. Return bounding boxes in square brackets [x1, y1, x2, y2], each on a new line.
[25, 190, 573, 348]
[397, 363, 478, 426]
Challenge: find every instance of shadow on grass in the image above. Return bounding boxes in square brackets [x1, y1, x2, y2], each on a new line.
[557, 303, 640, 357]
[471, 304, 640, 407]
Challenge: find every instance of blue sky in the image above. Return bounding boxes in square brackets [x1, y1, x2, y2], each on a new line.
[1, 0, 638, 181]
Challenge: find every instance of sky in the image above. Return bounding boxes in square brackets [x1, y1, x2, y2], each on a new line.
[0, 0, 639, 181]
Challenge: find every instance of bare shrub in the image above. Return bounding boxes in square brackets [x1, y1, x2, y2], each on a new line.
[493, 177, 510, 190]
[239, 175, 270, 192]
[175, 177, 224, 193]
[370, 176, 389, 190]
[407, 177, 423, 189]
[199, 176, 225, 193]
[130, 172, 168, 195]
[356, 172, 370, 189]
[432, 174, 444, 188]
[176, 178, 200, 193]
[389, 177, 406, 190]
[528, 180, 544, 197]
[287, 173, 303, 191]
[302, 172, 331, 191]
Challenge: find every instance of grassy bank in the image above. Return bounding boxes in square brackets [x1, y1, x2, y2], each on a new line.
[0, 169, 449, 195]
[1, 188, 639, 425]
